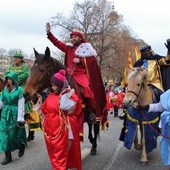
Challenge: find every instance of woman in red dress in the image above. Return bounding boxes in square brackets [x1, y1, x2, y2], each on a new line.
[41, 69, 82, 170]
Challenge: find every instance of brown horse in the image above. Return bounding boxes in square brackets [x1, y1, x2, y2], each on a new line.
[24, 47, 106, 155]
[122, 67, 161, 165]
[0, 77, 5, 92]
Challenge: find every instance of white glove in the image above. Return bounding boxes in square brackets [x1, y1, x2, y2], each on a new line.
[66, 89, 75, 98]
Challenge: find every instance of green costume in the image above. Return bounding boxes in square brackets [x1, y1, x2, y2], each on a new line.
[0, 72, 27, 152]
[4, 57, 31, 114]
[4, 62, 30, 88]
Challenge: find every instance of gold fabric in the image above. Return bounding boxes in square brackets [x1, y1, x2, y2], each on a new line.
[147, 57, 170, 91]
[26, 110, 42, 131]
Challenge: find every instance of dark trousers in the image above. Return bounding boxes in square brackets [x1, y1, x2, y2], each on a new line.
[114, 105, 118, 117]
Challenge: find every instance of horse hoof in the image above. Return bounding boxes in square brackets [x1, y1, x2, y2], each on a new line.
[90, 148, 97, 155]
[140, 160, 148, 166]
[140, 161, 148, 166]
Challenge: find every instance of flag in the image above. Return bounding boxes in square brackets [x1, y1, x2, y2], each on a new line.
[121, 67, 127, 89]
[121, 51, 133, 89]
[127, 51, 133, 70]
[134, 44, 141, 61]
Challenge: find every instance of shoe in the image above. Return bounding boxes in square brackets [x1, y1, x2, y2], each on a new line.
[27, 135, 34, 142]
[1, 157, 12, 165]
[88, 112, 96, 123]
[27, 131, 35, 142]
[18, 143, 25, 157]
[119, 115, 126, 120]
[1, 151, 12, 165]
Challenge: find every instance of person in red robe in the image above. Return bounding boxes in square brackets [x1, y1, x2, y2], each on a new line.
[41, 70, 82, 170]
[45, 22, 107, 139]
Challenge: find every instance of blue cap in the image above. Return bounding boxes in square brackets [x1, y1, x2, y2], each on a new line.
[140, 45, 151, 52]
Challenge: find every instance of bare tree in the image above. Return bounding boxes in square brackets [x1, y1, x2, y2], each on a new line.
[0, 48, 7, 56]
[50, 0, 138, 81]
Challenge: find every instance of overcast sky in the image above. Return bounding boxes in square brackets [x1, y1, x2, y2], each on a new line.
[0, 0, 169, 57]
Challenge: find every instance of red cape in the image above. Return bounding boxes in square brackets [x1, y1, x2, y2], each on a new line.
[84, 57, 108, 129]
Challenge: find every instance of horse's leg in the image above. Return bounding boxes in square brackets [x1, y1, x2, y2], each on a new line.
[87, 122, 99, 155]
[134, 124, 141, 150]
[88, 122, 94, 144]
[91, 121, 100, 155]
[140, 124, 148, 165]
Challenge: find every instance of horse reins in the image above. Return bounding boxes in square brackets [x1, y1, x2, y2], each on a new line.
[126, 82, 170, 140]
[138, 101, 170, 140]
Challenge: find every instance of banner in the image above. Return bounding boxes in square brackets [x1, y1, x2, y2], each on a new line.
[134, 44, 141, 61]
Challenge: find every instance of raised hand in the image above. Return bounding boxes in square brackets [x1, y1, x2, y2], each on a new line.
[164, 39, 170, 51]
[46, 22, 51, 34]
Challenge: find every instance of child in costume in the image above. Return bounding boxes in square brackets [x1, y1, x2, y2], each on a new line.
[41, 69, 82, 170]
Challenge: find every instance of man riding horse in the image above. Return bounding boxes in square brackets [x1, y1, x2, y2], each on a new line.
[119, 40, 170, 164]
[133, 40, 170, 98]
[45, 23, 107, 140]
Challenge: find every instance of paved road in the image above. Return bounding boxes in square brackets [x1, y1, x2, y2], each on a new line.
[82, 112, 164, 170]
[0, 110, 165, 170]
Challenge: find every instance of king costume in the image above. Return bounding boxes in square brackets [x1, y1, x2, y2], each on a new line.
[134, 45, 170, 94]
[47, 32, 107, 140]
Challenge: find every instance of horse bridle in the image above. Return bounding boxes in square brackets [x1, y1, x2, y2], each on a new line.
[36, 63, 53, 91]
[126, 82, 145, 99]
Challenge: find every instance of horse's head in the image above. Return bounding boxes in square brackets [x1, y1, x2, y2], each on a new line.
[24, 47, 53, 99]
[123, 67, 149, 106]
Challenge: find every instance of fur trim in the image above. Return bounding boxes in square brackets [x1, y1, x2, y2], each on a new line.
[66, 42, 74, 47]
[75, 43, 97, 57]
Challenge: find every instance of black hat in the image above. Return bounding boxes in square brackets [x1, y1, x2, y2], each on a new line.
[140, 45, 151, 52]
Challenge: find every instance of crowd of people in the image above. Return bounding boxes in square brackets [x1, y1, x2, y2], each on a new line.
[105, 80, 125, 118]
[0, 21, 170, 170]
[0, 22, 106, 170]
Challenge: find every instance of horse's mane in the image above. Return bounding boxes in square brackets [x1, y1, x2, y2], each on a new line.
[49, 57, 66, 72]
[128, 67, 149, 83]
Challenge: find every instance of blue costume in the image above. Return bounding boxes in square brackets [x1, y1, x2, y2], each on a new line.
[156, 89, 170, 165]
[120, 93, 161, 153]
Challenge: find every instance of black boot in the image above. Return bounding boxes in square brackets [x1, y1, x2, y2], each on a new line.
[1, 151, 12, 165]
[18, 142, 25, 157]
[27, 130, 35, 142]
